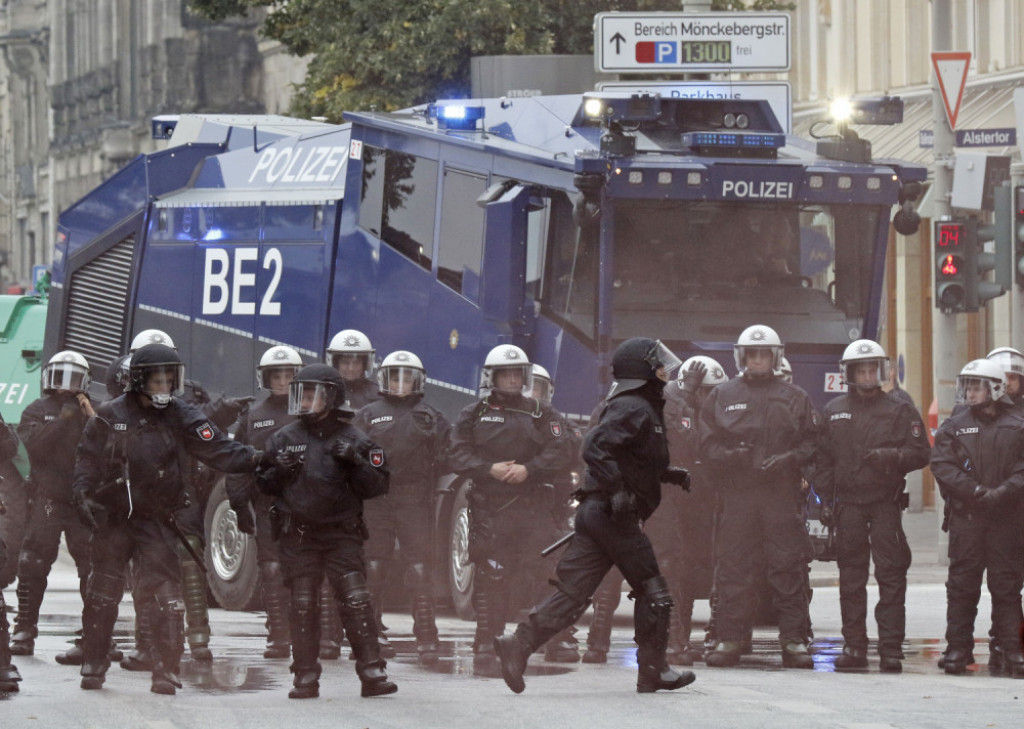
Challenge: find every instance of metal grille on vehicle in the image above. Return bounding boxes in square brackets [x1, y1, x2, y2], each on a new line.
[64, 234, 135, 375]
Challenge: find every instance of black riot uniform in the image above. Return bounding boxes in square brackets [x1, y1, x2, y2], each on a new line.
[817, 386, 930, 670]
[352, 387, 451, 661]
[227, 390, 297, 658]
[447, 372, 573, 659]
[344, 377, 380, 411]
[73, 344, 264, 695]
[256, 364, 396, 699]
[9, 390, 99, 661]
[699, 350, 818, 668]
[494, 337, 695, 694]
[0, 416, 23, 692]
[931, 392, 1024, 677]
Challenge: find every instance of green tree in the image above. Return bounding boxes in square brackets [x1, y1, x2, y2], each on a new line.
[186, 0, 792, 120]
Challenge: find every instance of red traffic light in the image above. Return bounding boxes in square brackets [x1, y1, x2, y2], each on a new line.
[940, 254, 961, 276]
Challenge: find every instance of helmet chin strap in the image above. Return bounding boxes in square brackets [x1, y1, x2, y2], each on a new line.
[148, 392, 172, 408]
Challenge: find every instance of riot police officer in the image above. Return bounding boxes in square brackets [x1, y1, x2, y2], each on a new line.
[931, 359, 1024, 678]
[0, 415, 23, 692]
[327, 329, 380, 410]
[816, 340, 930, 672]
[494, 337, 695, 694]
[73, 344, 267, 694]
[987, 347, 1024, 411]
[226, 345, 303, 659]
[256, 364, 396, 699]
[448, 345, 573, 664]
[699, 325, 818, 669]
[9, 352, 121, 665]
[352, 350, 450, 663]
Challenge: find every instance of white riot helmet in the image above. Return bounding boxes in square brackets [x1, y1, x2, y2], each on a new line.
[840, 339, 889, 391]
[986, 347, 1024, 378]
[955, 358, 1007, 408]
[531, 364, 554, 404]
[42, 350, 92, 393]
[257, 345, 303, 390]
[733, 325, 784, 376]
[480, 344, 533, 397]
[129, 329, 176, 353]
[326, 329, 375, 380]
[377, 350, 425, 396]
[679, 356, 729, 389]
[777, 357, 793, 384]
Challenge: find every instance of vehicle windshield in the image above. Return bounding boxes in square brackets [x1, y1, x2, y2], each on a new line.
[608, 201, 882, 346]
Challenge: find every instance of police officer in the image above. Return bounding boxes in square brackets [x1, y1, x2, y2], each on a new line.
[816, 340, 930, 673]
[700, 325, 818, 669]
[352, 350, 450, 663]
[226, 345, 303, 659]
[0, 415, 23, 692]
[73, 344, 268, 694]
[448, 345, 573, 664]
[9, 352, 122, 665]
[931, 359, 1024, 678]
[119, 330, 254, 667]
[256, 364, 396, 699]
[494, 337, 695, 694]
[987, 347, 1024, 411]
[327, 329, 380, 410]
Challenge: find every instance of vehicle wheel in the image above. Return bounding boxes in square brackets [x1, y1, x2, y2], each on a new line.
[0, 463, 28, 588]
[448, 481, 475, 620]
[203, 477, 261, 611]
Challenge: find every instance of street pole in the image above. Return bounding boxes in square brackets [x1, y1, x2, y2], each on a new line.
[931, 0, 955, 564]
[1011, 161, 1024, 352]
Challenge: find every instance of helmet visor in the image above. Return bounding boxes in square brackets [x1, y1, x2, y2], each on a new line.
[842, 358, 889, 390]
[378, 366, 424, 396]
[43, 362, 90, 393]
[258, 365, 300, 392]
[288, 381, 334, 416]
[531, 378, 553, 404]
[491, 364, 534, 396]
[645, 340, 682, 378]
[956, 376, 995, 406]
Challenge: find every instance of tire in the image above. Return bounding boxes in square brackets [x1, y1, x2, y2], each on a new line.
[203, 477, 261, 611]
[447, 481, 475, 620]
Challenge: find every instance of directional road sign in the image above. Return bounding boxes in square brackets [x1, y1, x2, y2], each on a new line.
[595, 12, 791, 73]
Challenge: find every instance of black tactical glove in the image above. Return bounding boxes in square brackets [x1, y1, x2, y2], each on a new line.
[232, 503, 257, 536]
[275, 450, 302, 475]
[864, 447, 900, 470]
[976, 484, 1011, 510]
[253, 449, 275, 469]
[761, 451, 796, 475]
[610, 489, 638, 527]
[330, 437, 360, 465]
[661, 466, 691, 491]
[74, 492, 106, 531]
[680, 359, 707, 394]
[223, 396, 256, 417]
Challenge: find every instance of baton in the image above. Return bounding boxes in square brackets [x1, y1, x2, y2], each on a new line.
[541, 531, 574, 558]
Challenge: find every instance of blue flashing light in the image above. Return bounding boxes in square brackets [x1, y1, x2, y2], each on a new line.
[681, 131, 786, 151]
[434, 104, 485, 131]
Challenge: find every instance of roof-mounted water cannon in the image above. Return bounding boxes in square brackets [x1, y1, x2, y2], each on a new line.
[814, 96, 905, 164]
[581, 93, 662, 158]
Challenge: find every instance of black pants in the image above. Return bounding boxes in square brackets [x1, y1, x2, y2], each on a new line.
[945, 509, 1024, 654]
[19, 498, 93, 583]
[836, 499, 911, 656]
[715, 483, 811, 645]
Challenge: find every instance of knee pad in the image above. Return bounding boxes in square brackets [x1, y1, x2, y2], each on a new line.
[640, 574, 674, 611]
[334, 571, 371, 610]
[17, 553, 50, 582]
[260, 560, 284, 585]
[87, 569, 126, 608]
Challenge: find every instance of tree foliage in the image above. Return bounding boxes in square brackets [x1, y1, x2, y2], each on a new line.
[186, 0, 794, 120]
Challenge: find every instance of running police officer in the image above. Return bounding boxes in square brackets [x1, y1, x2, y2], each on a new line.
[816, 340, 930, 672]
[930, 359, 1024, 678]
[225, 345, 303, 659]
[352, 350, 450, 663]
[700, 325, 818, 669]
[255, 364, 396, 699]
[73, 344, 268, 695]
[494, 337, 695, 694]
[9, 352, 122, 666]
[327, 329, 380, 410]
[448, 345, 573, 664]
[0, 415, 23, 692]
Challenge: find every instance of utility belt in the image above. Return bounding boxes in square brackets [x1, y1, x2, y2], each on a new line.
[269, 505, 368, 541]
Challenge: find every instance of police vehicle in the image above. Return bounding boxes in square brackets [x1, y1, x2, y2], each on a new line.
[44, 94, 924, 614]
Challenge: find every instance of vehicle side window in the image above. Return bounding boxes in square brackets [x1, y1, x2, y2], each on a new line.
[437, 168, 486, 301]
[543, 193, 596, 342]
[359, 146, 436, 271]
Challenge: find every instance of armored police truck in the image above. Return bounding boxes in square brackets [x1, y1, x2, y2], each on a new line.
[44, 95, 924, 615]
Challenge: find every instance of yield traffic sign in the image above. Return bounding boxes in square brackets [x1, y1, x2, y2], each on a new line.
[931, 51, 971, 130]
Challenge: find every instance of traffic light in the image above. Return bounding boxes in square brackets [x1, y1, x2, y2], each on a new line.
[934, 219, 967, 313]
[1015, 187, 1024, 288]
[966, 216, 1007, 310]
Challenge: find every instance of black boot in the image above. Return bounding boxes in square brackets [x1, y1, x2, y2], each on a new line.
[180, 540, 212, 662]
[471, 570, 505, 660]
[121, 600, 155, 671]
[1004, 650, 1024, 679]
[583, 585, 618, 664]
[781, 641, 814, 669]
[1, 603, 23, 692]
[637, 663, 697, 693]
[150, 660, 184, 695]
[10, 575, 46, 656]
[288, 665, 321, 699]
[543, 626, 581, 663]
[408, 563, 440, 662]
[494, 628, 533, 694]
[150, 585, 185, 695]
[634, 575, 697, 693]
[337, 572, 397, 698]
[318, 579, 343, 660]
[289, 576, 323, 697]
[834, 645, 869, 671]
[943, 647, 971, 675]
[261, 562, 292, 659]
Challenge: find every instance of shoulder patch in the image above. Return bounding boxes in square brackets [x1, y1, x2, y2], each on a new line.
[911, 421, 922, 438]
[679, 417, 691, 430]
[550, 421, 562, 437]
[196, 423, 215, 441]
[369, 447, 385, 468]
